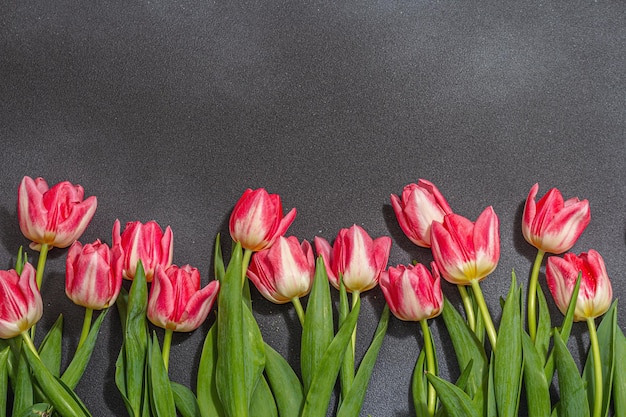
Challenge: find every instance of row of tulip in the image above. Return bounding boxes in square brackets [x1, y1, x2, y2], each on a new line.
[0, 176, 623, 416]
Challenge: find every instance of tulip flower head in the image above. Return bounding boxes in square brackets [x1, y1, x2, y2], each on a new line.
[314, 224, 392, 293]
[430, 207, 500, 285]
[0, 263, 43, 339]
[147, 265, 220, 332]
[229, 188, 297, 252]
[522, 183, 590, 254]
[18, 176, 97, 251]
[380, 263, 444, 322]
[112, 219, 173, 282]
[546, 250, 612, 321]
[65, 239, 124, 310]
[391, 179, 453, 248]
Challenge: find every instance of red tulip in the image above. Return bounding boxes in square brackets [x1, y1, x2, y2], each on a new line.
[430, 207, 500, 285]
[314, 224, 392, 293]
[0, 263, 43, 339]
[112, 220, 173, 282]
[18, 176, 97, 251]
[522, 183, 590, 254]
[65, 240, 123, 310]
[247, 236, 315, 304]
[391, 179, 453, 248]
[229, 188, 296, 251]
[147, 265, 219, 332]
[546, 250, 612, 321]
[380, 263, 444, 322]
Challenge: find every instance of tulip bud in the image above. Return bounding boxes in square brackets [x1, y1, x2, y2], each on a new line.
[391, 179, 453, 248]
[229, 188, 297, 251]
[65, 240, 123, 310]
[0, 263, 43, 339]
[314, 224, 392, 293]
[112, 219, 173, 282]
[380, 263, 444, 322]
[522, 183, 590, 254]
[546, 250, 612, 321]
[147, 265, 219, 332]
[18, 176, 97, 251]
[247, 236, 315, 304]
[430, 207, 500, 285]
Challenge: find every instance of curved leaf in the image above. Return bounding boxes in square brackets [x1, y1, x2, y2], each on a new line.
[264, 343, 303, 417]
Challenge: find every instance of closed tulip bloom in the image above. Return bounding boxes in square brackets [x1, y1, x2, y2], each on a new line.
[229, 188, 297, 251]
[65, 240, 123, 310]
[546, 250, 612, 321]
[18, 176, 97, 251]
[112, 219, 173, 282]
[522, 183, 590, 254]
[147, 265, 220, 332]
[391, 179, 453, 248]
[380, 263, 444, 322]
[314, 224, 392, 293]
[247, 236, 315, 304]
[430, 207, 500, 285]
[0, 263, 43, 339]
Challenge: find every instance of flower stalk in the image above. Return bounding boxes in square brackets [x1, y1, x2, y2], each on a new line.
[527, 249, 545, 342]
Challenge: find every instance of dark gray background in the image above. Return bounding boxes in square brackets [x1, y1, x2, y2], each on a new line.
[1, 2, 625, 416]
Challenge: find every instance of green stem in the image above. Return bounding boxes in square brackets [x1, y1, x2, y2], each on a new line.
[470, 280, 497, 351]
[291, 297, 305, 326]
[527, 249, 545, 343]
[162, 328, 174, 372]
[457, 285, 476, 331]
[350, 291, 360, 359]
[587, 317, 602, 417]
[241, 248, 253, 287]
[420, 319, 437, 417]
[77, 308, 93, 350]
[35, 243, 50, 290]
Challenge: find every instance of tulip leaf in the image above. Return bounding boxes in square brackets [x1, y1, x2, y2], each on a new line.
[494, 273, 522, 417]
[114, 341, 134, 417]
[301, 256, 334, 395]
[171, 381, 201, 417]
[197, 321, 225, 417]
[582, 300, 617, 417]
[426, 373, 478, 417]
[553, 330, 590, 417]
[37, 314, 63, 377]
[411, 349, 428, 417]
[147, 332, 176, 417]
[216, 242, 249, 417]
[535, 284, 552, 362]
[13, 349, 33, 417]
[337, 305, 390, 417]
[300, 297, 361, 417]
[612, 326, 626, 416]
[249, 375, 278, 417]
[441, 297, 487, 399]
[16, 403, 52, 417]
[242, 296, 266, 400]
[0, 346, 10, 417]
[214, 233, 225, 282]
[485, 353, 496, 417]
[264, 343, 304, 417]
[338, 277, 354, 400]
[522, 332, 551, 417]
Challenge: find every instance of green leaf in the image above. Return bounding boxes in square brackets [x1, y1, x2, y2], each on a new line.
[338, 277, 354, 401]
[147, 332, 176, 417]
[249, 375, 278, 417]
[494, 272, 522, 417]
[12, 349, 33, 417]
[16, 403, 51, 417]
[197, 321, 225, 417]
[522, 332, 551, 417]
[214, 233, 226, 282]
[37, 314, 63, 377]
[264, 343, 304, 417]
[583, 300, 617, 417]
[300, 297, 361, 417]
[485, 353, 497, 417]
[171, 381, 201, 417]
[0, 346, 10, 417]
[411, 350, 428, 417]
[553, 330, 589, 417]
[115, 341, 134, 417]
[426, 373, 478, 417]
[301, 256, 334, 395]
[337, 305, 390, 417]
[535, 284, 552, 362]
[242, 297, 266, 402]
[613, 326, 626, 416]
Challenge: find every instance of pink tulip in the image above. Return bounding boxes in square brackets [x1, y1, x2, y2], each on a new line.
[147, 265, 219, 332]
[18, 176, 97, 251]
[229, 188, 297, 251]
[546, 250, 612, 321]
[314, 225, 392, 293]
[522, 183, 590, 254]
[247, 236, 315, 304]
[0, 263, 43, 339]
[391, 179, 453, 248]
[65, 240, 123, 310]
[112, 220, 173, 282]
[380, 263, 444, 322]
[430, 207, 500, 285]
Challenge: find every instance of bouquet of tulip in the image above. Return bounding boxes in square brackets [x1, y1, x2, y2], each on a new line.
[0, 176, 624, 417]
